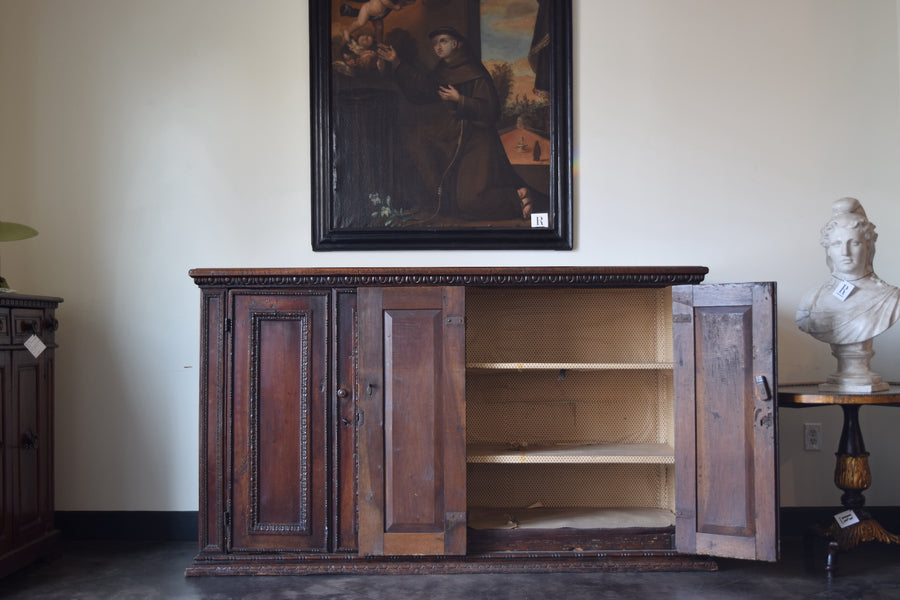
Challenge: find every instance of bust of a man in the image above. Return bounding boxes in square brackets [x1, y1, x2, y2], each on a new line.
[796, 198, 900, 391]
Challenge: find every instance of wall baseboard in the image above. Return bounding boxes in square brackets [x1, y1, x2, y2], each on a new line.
[779, 507, 900, 538]
[54, 508, 900, 542]
[55, 511, 198, 541]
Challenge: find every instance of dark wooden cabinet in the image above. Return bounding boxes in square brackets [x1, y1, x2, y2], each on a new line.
[0, 293, 62, 579]
[187, 268, 777, 575]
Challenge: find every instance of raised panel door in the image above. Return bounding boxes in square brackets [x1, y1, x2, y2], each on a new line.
[357, 286, 466, 556]
[673, 282, 778, 561]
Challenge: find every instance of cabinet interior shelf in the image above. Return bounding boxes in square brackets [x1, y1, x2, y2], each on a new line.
[467, 506, 676, 530]
[466, 362, 674, 373]
[467, 442, 675, 464]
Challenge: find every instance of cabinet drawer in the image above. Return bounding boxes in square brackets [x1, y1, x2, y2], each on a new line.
[0, 308, 9, 345]
[12, 308, 55, 345]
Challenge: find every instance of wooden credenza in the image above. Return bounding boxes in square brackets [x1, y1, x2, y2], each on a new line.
[186, 267, 778, 575]
[0, 293, 61, 578]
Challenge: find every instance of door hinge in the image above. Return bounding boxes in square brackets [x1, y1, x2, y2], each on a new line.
[446, 511, 467, 526]
[224, 510, 231, 526]
[225, 318, 233, 332]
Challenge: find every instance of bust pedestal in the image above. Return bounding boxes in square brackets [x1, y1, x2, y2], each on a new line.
[819, 340, 890, 393]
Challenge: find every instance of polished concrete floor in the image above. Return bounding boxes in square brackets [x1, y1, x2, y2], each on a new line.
[3, 536, 900, 600]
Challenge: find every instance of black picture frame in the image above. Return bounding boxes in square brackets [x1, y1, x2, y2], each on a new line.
[310, 0, 572, 250]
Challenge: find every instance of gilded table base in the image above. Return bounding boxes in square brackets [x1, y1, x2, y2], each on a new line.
[777, 387, 900, 575]
[821, 516, 900, 551]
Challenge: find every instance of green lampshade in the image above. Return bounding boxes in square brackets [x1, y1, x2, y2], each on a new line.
[0, 221, 38, 241]
[0, 220, 38, 290]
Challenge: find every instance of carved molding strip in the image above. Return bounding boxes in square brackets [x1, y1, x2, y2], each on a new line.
[0, 296, 61, 309]
[192, 270, 707, 289]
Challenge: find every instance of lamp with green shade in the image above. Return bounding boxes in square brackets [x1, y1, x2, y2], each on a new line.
[0, 220, 38, 292]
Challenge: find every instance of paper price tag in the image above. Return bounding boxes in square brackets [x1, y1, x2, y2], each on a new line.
[530, 213, 550, 228]
[832, 281, 855, 302]
[834, 509, 860, 529]
[25, 334, 47, 359]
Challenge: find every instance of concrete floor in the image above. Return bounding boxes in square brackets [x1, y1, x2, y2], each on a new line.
[3, 536, 900, 599]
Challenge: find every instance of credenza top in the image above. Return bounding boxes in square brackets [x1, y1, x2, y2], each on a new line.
[0, 292, 63, 308]
[189, 266, 709, 289]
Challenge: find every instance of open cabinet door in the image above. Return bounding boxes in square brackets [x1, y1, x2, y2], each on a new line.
[357, 286, 466, 556]
[673, 283, 779, 561]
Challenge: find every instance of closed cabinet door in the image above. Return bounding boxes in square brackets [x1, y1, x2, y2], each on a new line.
[673, 282, 779, 561]
[0, 352, 11, 556]
[229, 291, 329, 552]
[9, 349, 53, 546]
[357, 286, 466, 556]
[12, 351, 51, 544]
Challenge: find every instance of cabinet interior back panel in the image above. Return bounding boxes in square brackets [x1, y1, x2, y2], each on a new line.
[465, 286, 676, 529]
[466, 288, 673, 364]
[467, 464, 674, 510]
[466, 370, 673, 446]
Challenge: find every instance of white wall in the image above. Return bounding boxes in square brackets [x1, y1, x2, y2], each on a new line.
[2, 0, 900, 511]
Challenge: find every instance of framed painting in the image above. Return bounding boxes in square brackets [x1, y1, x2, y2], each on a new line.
[310, 0, 572, 250]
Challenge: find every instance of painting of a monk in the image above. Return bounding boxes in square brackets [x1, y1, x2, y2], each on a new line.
[312, 0, 570, 249]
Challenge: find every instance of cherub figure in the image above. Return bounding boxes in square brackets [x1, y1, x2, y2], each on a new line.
[333, 31, 383, 76]
[340, 0, 413, 42]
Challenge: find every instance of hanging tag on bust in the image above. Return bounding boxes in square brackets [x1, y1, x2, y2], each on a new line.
[832, 280, 855, 302]
[25, 334, 47, 358]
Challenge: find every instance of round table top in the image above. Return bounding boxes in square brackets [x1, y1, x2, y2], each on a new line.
[778, 384, 900, 406]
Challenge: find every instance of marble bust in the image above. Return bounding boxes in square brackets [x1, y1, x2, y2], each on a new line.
[796, 197, 900, 391]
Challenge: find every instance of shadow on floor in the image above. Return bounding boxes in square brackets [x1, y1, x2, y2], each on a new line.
[3, 535, 900, 600]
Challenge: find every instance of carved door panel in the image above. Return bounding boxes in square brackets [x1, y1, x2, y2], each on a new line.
[229, 292, 329, 552]
[673, 283, 779, 561]
[357, 286, 466, 556]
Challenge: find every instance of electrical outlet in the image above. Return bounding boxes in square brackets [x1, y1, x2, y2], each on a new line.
[804, 423, 822, 451]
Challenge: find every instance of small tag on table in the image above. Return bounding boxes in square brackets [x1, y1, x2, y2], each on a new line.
[25, 334, 47, 358]
[834, 509, 860, 528]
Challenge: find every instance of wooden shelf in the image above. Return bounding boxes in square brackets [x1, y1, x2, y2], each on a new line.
[466, 362, 674, 372]
[467, 506, 676, 530]
[467, 442, 675, 464]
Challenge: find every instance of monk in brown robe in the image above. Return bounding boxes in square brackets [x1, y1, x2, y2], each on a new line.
[378, 26, 533, 221]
